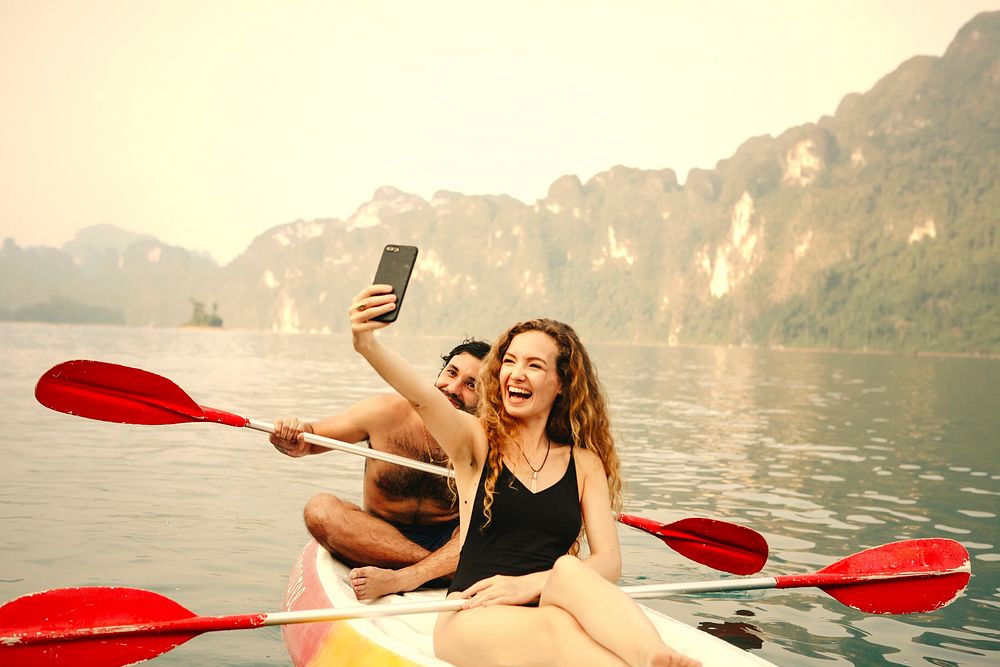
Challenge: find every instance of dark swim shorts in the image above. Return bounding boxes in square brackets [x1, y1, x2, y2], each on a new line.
[388, 517, 460, 552]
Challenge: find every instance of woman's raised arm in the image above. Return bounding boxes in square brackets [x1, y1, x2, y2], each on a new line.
[349, 284, 481, 467]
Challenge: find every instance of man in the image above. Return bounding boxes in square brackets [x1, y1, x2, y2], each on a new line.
[270, 338, 490, 600]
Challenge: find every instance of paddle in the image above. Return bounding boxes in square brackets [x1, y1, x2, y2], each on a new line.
[625, 537, 971, 614]
[0, 585, 465, 667]
[0, 539, 970, 667]
[35, 359, 770, 574]
[619, 514, 768, 575]
[34, 359, 451, 477]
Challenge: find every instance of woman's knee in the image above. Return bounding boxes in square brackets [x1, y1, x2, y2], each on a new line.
[542, 555, 585, 602]
[553, 554, 583, 575]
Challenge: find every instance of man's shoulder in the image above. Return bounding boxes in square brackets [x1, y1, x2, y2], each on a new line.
[353, 392, 413, 413]
[361, 392, 412, 409]
[357, 393, 420, 429]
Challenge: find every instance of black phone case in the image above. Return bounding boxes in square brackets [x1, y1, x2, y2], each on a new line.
[372, 245, 418, 322]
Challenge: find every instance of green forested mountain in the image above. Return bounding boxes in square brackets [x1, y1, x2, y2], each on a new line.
[2, 12, 997, 354]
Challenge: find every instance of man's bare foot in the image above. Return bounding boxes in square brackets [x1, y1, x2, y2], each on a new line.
[350, 566, 407, 600]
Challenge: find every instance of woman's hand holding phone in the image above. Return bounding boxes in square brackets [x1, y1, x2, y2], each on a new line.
[350, 284, 396, 331]
[371, 244, 417, 323]
[350, 244, 418, 350]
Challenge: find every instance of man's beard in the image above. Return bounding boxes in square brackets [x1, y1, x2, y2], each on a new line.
[441, 389, 475, 414]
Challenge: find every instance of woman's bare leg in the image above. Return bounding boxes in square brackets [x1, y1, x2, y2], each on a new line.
[540, 555, 700, 667]
[434, 601, 627, 667]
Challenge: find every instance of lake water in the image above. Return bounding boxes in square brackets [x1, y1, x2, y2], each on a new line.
[1, 322, 997, 666]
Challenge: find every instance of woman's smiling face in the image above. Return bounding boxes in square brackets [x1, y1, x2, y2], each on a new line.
[499, 330, 561, 420]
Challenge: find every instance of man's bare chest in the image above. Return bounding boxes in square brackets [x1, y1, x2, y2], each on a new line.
[366, 420, 453, 507]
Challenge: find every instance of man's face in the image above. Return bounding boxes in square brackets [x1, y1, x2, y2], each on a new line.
[434, 352, 483, 413]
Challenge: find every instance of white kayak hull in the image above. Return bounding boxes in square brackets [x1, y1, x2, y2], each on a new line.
[282, 540, 776, 666]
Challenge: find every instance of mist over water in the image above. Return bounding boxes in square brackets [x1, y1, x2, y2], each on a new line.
[2, 323, 997, 666]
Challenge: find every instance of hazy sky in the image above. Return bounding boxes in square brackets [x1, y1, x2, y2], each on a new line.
[2, 1, 998, 264]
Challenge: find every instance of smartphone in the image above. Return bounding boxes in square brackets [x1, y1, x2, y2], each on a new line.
[371, 244, 418, 323]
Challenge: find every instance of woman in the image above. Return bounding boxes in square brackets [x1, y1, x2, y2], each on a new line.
[350, 284, 699, 667]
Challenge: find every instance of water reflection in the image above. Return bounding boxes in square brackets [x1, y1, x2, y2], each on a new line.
[697, 619, 765, 651]
[595, 341, 999, 665]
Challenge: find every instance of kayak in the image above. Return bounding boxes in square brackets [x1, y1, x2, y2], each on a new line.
[282, 540, 777, 666]
[282, 540, 451, 667]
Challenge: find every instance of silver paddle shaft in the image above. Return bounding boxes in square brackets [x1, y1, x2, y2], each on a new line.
[246, 418, 455, 478]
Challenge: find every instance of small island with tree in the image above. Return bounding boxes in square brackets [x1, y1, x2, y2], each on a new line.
[184, 299, 223, 328]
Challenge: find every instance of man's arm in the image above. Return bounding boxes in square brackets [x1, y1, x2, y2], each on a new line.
[270, 394, 394, 457]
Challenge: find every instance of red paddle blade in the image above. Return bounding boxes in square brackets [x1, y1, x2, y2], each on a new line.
[35, 360, 207, 425]
[0, 587, 197, 667]
[778, 538, 972, 614]
[619, 514, 769, 575]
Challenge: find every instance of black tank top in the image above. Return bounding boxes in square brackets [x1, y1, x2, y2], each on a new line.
[448, 446, 581, 594]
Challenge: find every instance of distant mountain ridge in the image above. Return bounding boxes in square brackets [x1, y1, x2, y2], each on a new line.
[2, 11, 998, 354]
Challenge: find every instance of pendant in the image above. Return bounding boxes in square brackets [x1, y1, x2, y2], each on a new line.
[531, 471, 538, 493]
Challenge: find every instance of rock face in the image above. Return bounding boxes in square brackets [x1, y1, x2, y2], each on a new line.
[2, 12, 998, 353]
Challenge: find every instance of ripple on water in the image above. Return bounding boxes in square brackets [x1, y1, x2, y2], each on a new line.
[860, 616, 999, 664]
[855, 506, 930, 523]
[933, 524, 972, 535]
[730, 490, 821, 510]
[845, 514, 886, 525]
[960, 542, 992, 550]
[853, 491, 916, 505]
[770, 508, 858, 531]
[961, 487, 1000, 496]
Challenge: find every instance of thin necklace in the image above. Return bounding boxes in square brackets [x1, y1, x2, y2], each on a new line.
[516, 437, 551, 492]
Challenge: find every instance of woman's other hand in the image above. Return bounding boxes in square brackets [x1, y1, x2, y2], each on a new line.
[459, 573, 545, 608]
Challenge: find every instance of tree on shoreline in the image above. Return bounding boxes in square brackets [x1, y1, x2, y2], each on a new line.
[185, 299, 223, 327]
